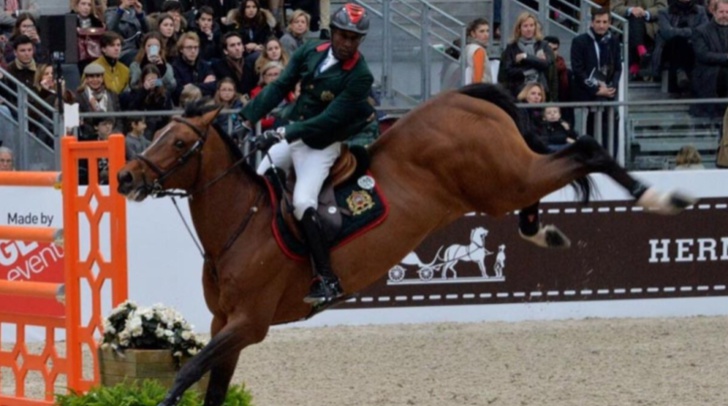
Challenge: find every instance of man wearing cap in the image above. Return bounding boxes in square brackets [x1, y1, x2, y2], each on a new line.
[240, 3, 374, 305]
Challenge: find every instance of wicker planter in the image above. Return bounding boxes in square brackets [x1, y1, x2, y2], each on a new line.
[98, 347, 210, 393]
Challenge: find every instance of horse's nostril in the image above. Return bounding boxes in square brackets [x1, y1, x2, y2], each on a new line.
[117, 170, 133, 193]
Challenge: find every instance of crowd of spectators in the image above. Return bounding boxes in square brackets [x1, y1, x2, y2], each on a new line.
[0, 0, 335, 164]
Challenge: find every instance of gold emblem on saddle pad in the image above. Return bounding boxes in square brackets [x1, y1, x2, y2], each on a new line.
[320, 90, 335, 102]
[346, 190, 375, 216]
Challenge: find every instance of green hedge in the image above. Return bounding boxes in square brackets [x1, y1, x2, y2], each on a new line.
[56, 380, 253, 406]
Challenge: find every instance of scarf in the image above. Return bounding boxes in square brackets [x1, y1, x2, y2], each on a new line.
[588, 28, 615, 84]
[13, 57, 36, 72]
[226, 56, 244, 81]
[86, 87, 109, 111]
[517, 37, 545, 91]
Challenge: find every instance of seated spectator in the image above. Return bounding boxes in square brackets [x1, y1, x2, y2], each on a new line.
[0, 1, 39, 38]
[211, 32, 257, 96]
[106, 0, 150, 66]
[652, 0, 708, 93]
[33, 63, 56, 101]
[250, 61, 293, 129]
[72, 0, 107, 72]
[690, 0, 728, 117]
[120, 65, 173, 138]
[612, 0, 667, 80]
[5, 34, 36, 89]
[172, 32, 216, 104]
[73, 0, 106, 29]
[91, 31, 131, 94]
[463, 17, 492, 85]
[194, 6, 222, 61]
[206, 0, 238, 28]
[0, 146, 13, 170]
[674, 145, 705, 169]
[124, 116, 150, 160]
[3, 13, 48, 65]
[281, 0, 328, 37]
[254, 37, 289, 73]
[73, 62, 122, 140]
[155, 13, 180, 61]
[280, 9, 310, 56]
[516, 82, 546, 135]
[179, 83, 202, 107]
[129, 31, 177, 94]
[160, 0, 187, 36]
[213, 77, 247, 139]
[225, 0, 275, 59]
[498, 12, 557, 100]
[541, 106, 577, 152]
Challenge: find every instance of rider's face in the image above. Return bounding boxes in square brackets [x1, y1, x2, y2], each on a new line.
[331, 28, 364, 61]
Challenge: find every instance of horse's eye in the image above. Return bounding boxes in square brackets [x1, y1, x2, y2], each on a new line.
[174, 140, 186, 149]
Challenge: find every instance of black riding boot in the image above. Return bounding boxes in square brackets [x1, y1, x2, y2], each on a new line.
[300, 208, 343, 304]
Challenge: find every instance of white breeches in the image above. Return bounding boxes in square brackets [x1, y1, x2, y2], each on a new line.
[257, 140, 342, 220]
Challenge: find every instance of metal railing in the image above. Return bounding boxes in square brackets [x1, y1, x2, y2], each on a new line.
[0, 66, 62, 171]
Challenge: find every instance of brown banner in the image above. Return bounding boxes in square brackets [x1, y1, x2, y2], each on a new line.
[339, 198, 728, 309]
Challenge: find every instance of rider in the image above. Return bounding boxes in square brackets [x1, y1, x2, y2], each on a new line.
[239, 3, 374, 305]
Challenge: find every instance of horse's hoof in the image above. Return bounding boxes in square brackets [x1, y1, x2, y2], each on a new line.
[520, 224, 571, 249]
[636, 188, 697, 215]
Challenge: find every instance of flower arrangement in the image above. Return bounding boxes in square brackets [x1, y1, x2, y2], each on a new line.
[101, 300, 207, 363]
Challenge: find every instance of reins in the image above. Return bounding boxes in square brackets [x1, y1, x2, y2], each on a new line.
[137, 117, 268, 262]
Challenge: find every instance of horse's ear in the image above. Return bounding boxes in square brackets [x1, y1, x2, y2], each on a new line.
[199, 104, 225, 126]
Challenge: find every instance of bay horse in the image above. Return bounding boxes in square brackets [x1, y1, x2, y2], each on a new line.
[116, 84, 695, 406]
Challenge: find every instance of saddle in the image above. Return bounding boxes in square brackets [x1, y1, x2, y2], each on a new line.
[274, 145, 367, 242]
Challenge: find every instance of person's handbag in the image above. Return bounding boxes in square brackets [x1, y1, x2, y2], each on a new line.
[77, 27, 106, 61]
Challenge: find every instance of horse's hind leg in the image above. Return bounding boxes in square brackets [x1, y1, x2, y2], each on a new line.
[566, 136, 697, 213]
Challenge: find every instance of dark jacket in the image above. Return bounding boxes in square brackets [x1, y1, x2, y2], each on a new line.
[570, 29, 622, 102]
[171, 56, 217, 104]
[691, 20, 728, 116]
[195, 27, 222, 62]
[120, 86, 173, 138]
[498, 40, 558, 100]
[210, 56, 257, 96]
[652, 3, 708, 75]
[241, 40, 375, 149]
[105, 7, 150, 57]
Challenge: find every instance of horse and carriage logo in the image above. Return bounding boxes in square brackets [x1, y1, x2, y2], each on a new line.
[387, 226, 506, 285]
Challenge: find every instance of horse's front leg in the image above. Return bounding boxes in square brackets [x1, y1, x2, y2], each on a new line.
[478, 260, 488, 278]
[157, 318, 269, 406]
[200, 315, 240, 406]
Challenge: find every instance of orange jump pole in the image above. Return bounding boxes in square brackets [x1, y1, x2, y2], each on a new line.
[0, 280, 64, 303]
[0, 171, 61, 188]
[0, 225, 63, 245]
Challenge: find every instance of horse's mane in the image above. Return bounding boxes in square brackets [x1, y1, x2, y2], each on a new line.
[183, 100, 265, 187]
[457, 84, 592, 204]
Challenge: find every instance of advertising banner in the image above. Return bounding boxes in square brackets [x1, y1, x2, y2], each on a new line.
[0, 188, 64, 316]
[339, 197, 728, 309]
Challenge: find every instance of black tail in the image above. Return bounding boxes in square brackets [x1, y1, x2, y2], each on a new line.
[458, 84, 593, 204]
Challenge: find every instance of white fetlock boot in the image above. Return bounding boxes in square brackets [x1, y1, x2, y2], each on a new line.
[636, 187, 696, 215]
[519, 224, 571, 249]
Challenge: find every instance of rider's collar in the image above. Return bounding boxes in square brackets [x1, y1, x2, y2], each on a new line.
[315, 42, 360, 71]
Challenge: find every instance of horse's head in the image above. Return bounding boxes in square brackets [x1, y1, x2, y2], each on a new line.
[471, 227, 488, 244]
[117, 105, 223, 201]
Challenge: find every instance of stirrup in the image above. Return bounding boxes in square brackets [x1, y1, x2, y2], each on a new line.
[519, 224, 571, 249]
[303, 277, 343, 305]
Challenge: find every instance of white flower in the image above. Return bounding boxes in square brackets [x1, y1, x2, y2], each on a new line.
[188, 347, 199, 355]
[155, 326, 165, 338]
[181, 331, 191, 341]
[173, 351, 182, 357]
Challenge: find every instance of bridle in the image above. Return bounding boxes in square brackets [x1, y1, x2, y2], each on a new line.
[132, 115, 264, 264]
[135, 116, 209, 198]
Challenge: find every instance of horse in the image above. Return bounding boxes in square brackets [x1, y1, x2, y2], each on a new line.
[116, 84, 695, 406]
[439, 226, 492, 279]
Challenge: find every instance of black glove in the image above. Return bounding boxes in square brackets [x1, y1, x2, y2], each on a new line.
[255, 129, 284, 150]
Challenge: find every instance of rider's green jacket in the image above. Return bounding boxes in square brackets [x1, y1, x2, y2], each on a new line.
[239, 40, 375, 149]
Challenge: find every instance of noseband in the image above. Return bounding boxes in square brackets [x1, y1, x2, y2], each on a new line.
[136, 116, 208, 196]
